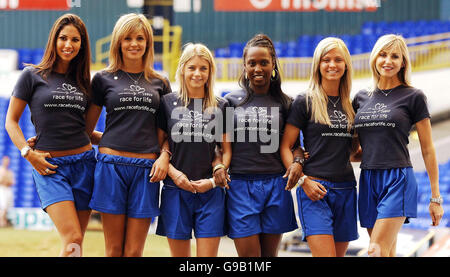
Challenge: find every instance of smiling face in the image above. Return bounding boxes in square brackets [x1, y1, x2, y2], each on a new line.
[375, 46, 404, 81]
[183, 56, 210, 94]
[244, 46, 274, 94]
[120, 28, 147, 64]
[56, 24, 81, 65]
[319, 48, 346, 82]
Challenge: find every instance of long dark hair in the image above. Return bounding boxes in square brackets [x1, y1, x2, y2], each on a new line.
[31, 14, 91, 97]
[238, 34, 292, 112]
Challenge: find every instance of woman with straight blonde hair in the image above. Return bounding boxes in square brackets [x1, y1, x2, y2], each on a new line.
[280, 37, 359, 256]
[86, 13, 172, 257]
[156, 43, 231, 256]
[353, 34, 443, 257]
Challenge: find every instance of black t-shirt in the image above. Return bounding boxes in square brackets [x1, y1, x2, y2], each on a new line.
[353, 85, 430, 169]
[287, 92, 355, 182]
[158, 92, 228, 180]
[92, 70, 171, 153]
[224, 89, 290, 175]
[12, 66, 90, 151]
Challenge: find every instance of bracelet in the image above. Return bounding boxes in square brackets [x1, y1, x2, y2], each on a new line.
[298, 175, 308, 187]
[213, 164, 226, 174]
[161, 149, 172, 159]
[175, 172, 184, 180]
[209, 178, 216, 188]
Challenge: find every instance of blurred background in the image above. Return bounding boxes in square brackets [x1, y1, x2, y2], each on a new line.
[0, 0, 449, 257]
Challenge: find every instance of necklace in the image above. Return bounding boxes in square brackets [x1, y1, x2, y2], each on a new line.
[124, 71, 143, 85]
[378, 86, 396, 97]
[328, 96, 340, 107]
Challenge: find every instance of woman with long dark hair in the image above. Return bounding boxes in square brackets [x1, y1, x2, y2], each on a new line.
[5, 14, 95, 256]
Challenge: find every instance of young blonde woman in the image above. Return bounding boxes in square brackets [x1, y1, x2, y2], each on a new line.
[5, 14, 95, 256]
[280, 37, 359, 257]
[155, 43, 231, 257]
[353, 34, 444, 257]
[86, 13, 172, 257]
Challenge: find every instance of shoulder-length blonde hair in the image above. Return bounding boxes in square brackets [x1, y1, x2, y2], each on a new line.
[175, 43, 217, 109]
[106, 13, 164, 83]
[32, 13, 91, 96]
[307, 37, 354, 129]
[369, 34, 412, 93]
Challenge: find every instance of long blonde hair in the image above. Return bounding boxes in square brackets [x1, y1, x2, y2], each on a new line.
[307, 37, 354, 129]
[175, 43, 217, 109]
[369, 34, 412, 94]
[106, 13, 164, 83]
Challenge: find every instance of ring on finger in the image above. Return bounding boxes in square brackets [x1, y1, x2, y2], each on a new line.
[45, 168, 50, 174]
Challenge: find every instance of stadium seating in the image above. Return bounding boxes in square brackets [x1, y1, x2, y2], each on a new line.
[409, 159, 450, 229]
[214, 20, 450, 58]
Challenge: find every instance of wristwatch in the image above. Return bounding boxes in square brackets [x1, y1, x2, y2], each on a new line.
[430, 196, 443, 205]
[21, 146, 32, 158]
[293, 156, 305, 167]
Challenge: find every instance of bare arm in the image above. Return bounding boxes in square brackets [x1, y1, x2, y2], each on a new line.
[84, 104, 103, 145]
[5, 96, 57, 175]
[149, 128, 170, 182]
[350, 135, 362, 162]
[211, 134, 232, 189]
[416, 118, 443, 226]
[280, 123, 304, 190]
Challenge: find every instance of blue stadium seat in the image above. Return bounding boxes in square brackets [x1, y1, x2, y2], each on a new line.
[17, 48, 32, 70]
[274, 41, 287, 57]
[285, 41, 298, 57]
[296, 35, 313, 57]
[154, 61, 163, 71]
[229, 42, 245, 58]
[214, 47, 230, 58]
[31, 48, 44, 65]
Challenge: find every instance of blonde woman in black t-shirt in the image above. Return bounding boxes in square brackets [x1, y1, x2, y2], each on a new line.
[86, 13, 171, 257]
[281, 37, 359, 257]
[156, 43, 231, 257]
[353, 34, 443, 257]
[5, 14, 95, 256]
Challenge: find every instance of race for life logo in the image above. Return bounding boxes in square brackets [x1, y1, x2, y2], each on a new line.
[52, 83, 84, 100]
[355, 102, 397, 128]
[118, 85, 153, 104]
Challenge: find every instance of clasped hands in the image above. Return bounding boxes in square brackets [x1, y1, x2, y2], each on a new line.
[173, 167, 230, 194]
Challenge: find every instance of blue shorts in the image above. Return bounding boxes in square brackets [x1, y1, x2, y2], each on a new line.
[89, 153, 160, 218]
[297, 179, 358, 242]
[226, 173, 298, 239]
[358, 167, 418, 228]
[156, 179, 226, 240]
[32, 149, 96, 211]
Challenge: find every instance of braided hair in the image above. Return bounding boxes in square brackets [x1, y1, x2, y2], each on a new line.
[238, 34, 292, 114]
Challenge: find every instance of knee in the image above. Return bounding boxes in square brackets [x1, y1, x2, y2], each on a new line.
[123, 248, 144, 257]
[123, 243, 145, 257]
[106, 244, 124, 257]
[368, 242, 381, 257]
[62, 233, 83, 257]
